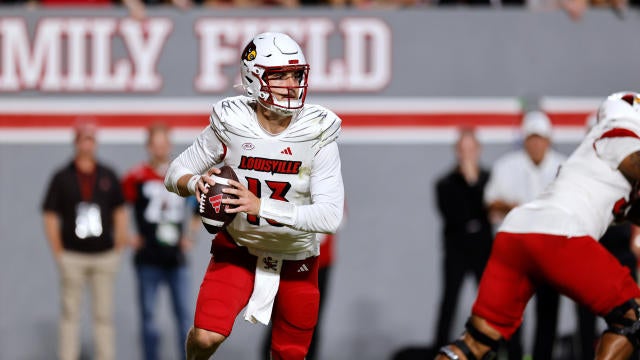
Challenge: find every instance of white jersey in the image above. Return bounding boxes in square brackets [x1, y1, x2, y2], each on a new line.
[500, 102, 640, 240]
[166, 96, 344, 260]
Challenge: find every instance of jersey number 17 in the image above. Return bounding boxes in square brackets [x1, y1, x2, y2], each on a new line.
[245, 177, 291, 227]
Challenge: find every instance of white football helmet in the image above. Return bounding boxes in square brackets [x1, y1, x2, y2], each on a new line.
[598, 91, 640, 122]
[240, 32, 309, 116]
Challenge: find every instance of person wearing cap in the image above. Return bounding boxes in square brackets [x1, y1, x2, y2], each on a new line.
[483, 110, 567, 360]
[484, 111, 566, 225]
[42, 121, 128, 360]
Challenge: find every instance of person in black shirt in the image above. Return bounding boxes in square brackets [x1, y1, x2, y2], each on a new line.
[122, 123, 200, 360]
[432, 128, 493, 349]
[42, 121, 127, 360]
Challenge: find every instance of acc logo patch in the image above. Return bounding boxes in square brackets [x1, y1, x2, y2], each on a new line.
[242, 142, 255, 150]
[242, 41, 257, 61]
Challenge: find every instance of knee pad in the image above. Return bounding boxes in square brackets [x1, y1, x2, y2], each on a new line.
[603, 299, 640, 349]
[438, 320, 499, 360]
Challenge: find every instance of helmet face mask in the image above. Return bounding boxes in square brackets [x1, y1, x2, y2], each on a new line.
[240, 33, 309, 116]
[258, 64, 309, 113]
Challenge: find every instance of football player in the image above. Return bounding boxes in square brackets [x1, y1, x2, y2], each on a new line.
[436, 92, 640, 360]
[164, 32, 344, 360]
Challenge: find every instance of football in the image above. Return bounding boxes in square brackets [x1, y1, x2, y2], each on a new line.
[198, 166, 239, 234]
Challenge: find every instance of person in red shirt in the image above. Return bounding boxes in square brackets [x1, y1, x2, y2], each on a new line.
[122, 123, 199, 360]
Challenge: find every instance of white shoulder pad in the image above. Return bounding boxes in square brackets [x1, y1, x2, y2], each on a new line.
[210, 96, 262, 143]
[286, 104, 342, 150]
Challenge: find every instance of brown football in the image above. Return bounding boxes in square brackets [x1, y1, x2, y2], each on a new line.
[198, 166, 239, 234]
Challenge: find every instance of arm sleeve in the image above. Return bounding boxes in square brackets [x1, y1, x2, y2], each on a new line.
[164, 126, 225, 194]
[259, 141, 344, 234]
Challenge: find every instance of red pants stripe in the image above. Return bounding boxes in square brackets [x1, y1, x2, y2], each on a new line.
[194, 232, 320, 359]
[472, 232, 640, 340]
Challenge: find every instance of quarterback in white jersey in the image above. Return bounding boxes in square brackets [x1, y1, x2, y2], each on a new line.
[165, 32, 344, 360]
[436, 92, 640, 360]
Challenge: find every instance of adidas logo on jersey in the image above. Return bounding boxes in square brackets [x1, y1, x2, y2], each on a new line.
[280, 147, 293, 155]
[297, 264, 309, 273]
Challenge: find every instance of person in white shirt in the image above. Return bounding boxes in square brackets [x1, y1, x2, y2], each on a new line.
[436, 92, 640, 360]
[164, 32, 344, 360]
[485, 110, 566, 224]
[484, 110, 567, 360]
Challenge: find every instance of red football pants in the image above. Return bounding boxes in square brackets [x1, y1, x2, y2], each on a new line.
[472, 232, 640, 340]
[194, 232, 320, 360]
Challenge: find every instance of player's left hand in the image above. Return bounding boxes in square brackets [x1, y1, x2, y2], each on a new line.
[221, 179, 261, 216]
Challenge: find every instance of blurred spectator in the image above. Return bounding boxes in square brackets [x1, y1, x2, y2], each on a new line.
[435, 0, 524, 6]
[528, 0, 634, 21]
[436, 0, 523, 6]
[484, 110, 567, 360]
[200, 0, 385, 8]
[42, 121, 127, 360]
[12, 0, 193, 20]
[0, 0, 32, 4]
[485, 111, 566, 232]
[122, 0, 193, 20]
[432, 128, 494, 350]
[30, 0, 113, 5]
[201, 0, 298, 8]
[433, 0, 635, 17]
[121, 123, 199, 360]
